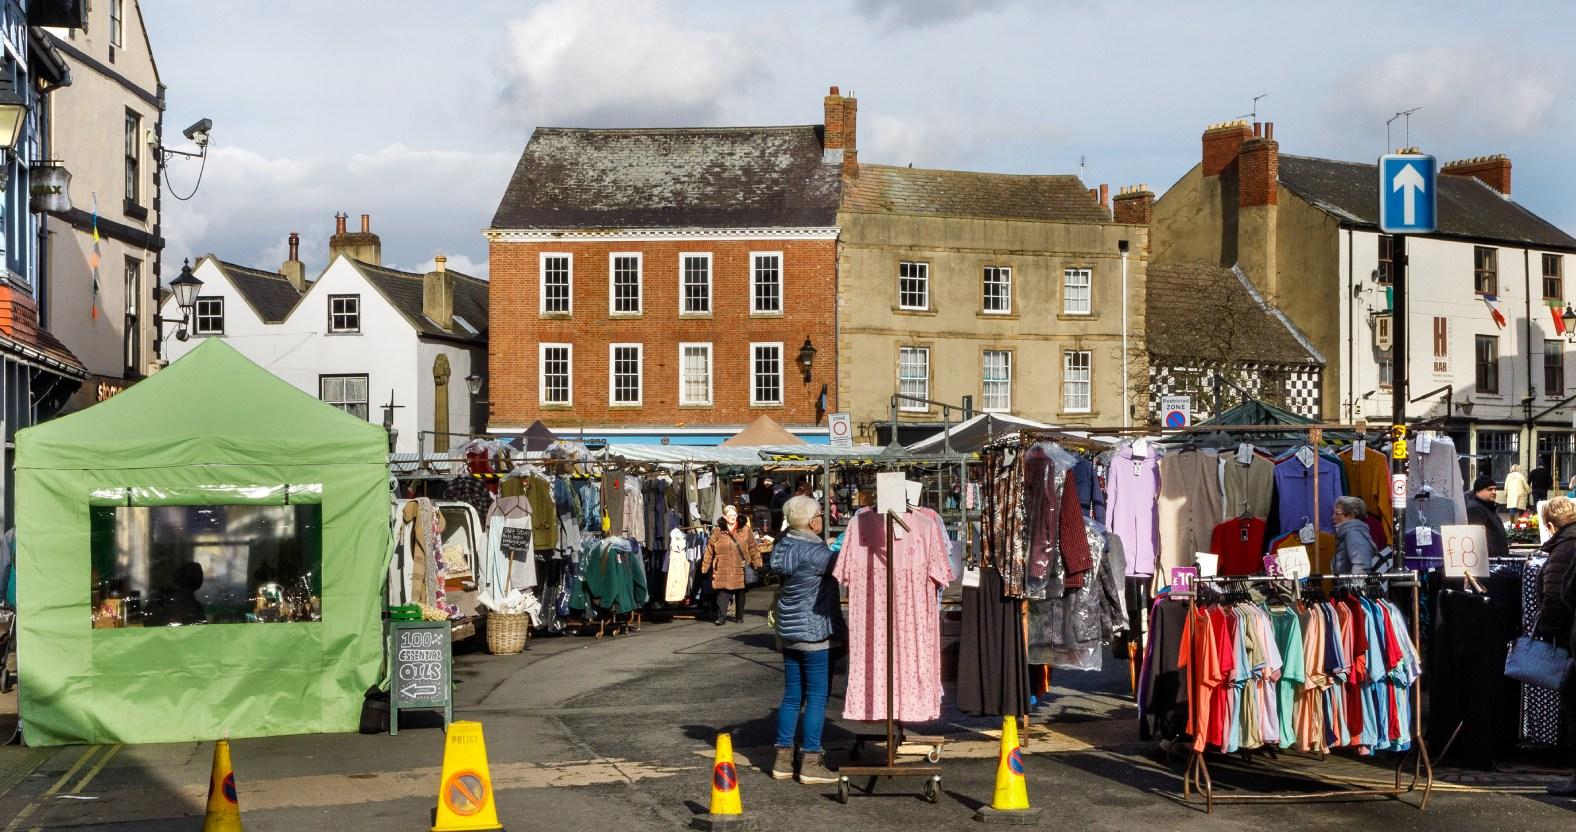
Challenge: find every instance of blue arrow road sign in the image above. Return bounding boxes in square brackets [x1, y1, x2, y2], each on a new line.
[1378, 153, 1437, 234]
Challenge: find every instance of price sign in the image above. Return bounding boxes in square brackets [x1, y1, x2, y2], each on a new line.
[1195, 552, 1219, 578]
[1440, 524, 1489, 578]
[1169, 566, 1198, 597]
[1277, 546, 1311, 580]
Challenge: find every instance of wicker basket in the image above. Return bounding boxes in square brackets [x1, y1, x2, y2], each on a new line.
[486, 611, 530, 655]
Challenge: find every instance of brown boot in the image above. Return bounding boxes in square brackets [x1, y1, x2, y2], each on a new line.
[770, 746, 795, 780]
[797, 751, 837, 785]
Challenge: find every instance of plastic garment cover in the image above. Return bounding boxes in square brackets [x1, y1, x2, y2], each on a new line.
[1029, 516, 1109, 670]
[16, 340, 390, 746]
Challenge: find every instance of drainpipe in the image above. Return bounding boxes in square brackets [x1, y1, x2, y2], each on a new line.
[1347, 229, 1354, 422]
[1119, 239, 1130, 427]
[1526, 247, 1535, 468]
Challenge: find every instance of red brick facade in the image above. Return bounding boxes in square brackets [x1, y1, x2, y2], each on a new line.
[1237, 135, 1279, 208]
[1442, 154, 1511, 196]
[488, 238, 838, 430]
[1201, 121, 1253, 177]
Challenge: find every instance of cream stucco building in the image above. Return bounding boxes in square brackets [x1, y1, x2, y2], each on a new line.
[836, 164, 1147, 444]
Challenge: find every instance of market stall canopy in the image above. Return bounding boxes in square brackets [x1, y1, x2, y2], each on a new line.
[721, 414, 807, 446]
[516, 420, 560, 452]
[606, 443, 888, 467]
[906, 412, 1062, 454]
[14, 339, 391, 745]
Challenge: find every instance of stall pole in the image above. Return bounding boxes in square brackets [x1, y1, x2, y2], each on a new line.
[1391, 234, 1410, 562]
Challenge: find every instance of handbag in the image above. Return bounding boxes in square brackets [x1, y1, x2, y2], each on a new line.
[1504, 614, 1575, 691]
[722, 529, 758, 586]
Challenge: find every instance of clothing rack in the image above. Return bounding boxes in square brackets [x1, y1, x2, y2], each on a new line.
[836, 508, 944, 804]
[1176, 570, 1435, 813]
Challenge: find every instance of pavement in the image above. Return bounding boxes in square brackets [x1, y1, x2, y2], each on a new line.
[0, 598, 1574, 830]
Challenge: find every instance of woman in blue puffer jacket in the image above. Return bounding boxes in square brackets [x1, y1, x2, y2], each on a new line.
[768, 495, 841, 785]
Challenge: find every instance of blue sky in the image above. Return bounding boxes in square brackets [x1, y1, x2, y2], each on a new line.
[147, 0, 1576, 279]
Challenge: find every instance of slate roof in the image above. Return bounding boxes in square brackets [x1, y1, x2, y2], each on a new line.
[218, 261, 305, 324]
[842, 164, 1111, 223]
[1277, 154, 1576, 250]
[491, 126, 843, 230]
[1146, 261, 1322, 366]
[353, 261, 488, 344]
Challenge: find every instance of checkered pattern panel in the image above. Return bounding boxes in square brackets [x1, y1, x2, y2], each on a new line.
[1147, 361, 1323, 423]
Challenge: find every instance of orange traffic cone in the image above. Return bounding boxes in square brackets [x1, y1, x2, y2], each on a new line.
[202, 739, 243, 832]
[692, 732, 745, 831]
[974, 716, 1043, 824]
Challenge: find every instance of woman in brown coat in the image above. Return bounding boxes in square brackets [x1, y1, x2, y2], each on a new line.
[702, 504, 763, 625]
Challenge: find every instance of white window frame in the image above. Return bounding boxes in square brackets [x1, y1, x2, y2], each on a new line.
[109, 0, 124, 47]
[608, 343, 643, 406]
[898, 346, 930, 411]
[1062, 350, 1092, 413]
[983, 350, 1012, 412]
[750, 251, 783, 315]
[898, 261, 930, 311]
[328, 294, 361, 333]
[750, 341, 784, 406]
[680, 252, 713, 315]
[1063, 267, 1092, 315]
[539, 342, 573, 406]
[982, 266, 1012, 314]
[539, 252, 573, 315]
[319, 374, 370, 420]
[678, 342, 713, 406]
[608, 251, 643, 315]
[194, 296, 224, 335]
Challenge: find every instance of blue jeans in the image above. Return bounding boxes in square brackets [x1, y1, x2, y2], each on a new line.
[776, 648, 830, 753]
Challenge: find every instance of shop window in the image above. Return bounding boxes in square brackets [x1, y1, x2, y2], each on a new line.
[89, 489, 323, 627]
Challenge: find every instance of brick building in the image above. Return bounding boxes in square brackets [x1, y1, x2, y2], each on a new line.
[485, 98, 848, 443]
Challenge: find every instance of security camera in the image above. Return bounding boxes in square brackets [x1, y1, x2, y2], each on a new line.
[182, 118, 213, 147]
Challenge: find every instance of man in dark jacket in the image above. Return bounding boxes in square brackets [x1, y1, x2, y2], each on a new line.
[769, 495, 840, 786]
[1530, 463, 1554, 505]
[1464, 475, 1509, 559]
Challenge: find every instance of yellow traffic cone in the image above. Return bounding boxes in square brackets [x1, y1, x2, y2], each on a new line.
[432, 721, 503, 832]
[692, 732, 745, 831]
[973, 716, 1043, 824]
[201, 739, 243, 832]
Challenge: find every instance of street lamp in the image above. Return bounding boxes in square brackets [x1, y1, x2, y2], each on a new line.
[1562, 304, 1575, 342]
[0, 77, 27, 152]
[797, 338, 817, 382]
[465, 373, 484, 398]
[156, 260, 204, 353]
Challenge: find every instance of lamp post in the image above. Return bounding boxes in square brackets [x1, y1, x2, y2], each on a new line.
[1563, 304, 1575, 343]
[155, 259, 203, 358]
[465, 373, 487, 436]
[0, 77, 28, 192]
[797, 338, 817, 383]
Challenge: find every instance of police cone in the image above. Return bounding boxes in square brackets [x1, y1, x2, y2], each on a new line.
[691, 732, 745, 831]
[201, 739, 243, 832]
[974, 716, 1043, 824]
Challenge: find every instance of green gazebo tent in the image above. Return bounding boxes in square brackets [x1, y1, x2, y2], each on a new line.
[15, 339, 391, 745]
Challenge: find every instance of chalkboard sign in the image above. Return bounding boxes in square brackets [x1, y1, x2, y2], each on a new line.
[388, 619, 452, 734]
[499, 524, 532, 552]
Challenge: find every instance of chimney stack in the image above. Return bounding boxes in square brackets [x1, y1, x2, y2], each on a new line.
[1202, 119, 1254, 177]
[281, 231, 307, 291]
[1236, 122, 1280, 297]
[822, 85, 858, 175]
[1098, 183, 1110, 209]
[1112, 185, 1155, 225]
[424, 254, 454, 332]
[328, 211, 382, 266]
[1442, 154, 1511, 196]
[1237, 123, 1278, 208]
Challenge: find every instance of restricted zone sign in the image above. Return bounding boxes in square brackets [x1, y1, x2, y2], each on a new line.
[1160, 396, 1191, 429]
[828, 411, 852, 447]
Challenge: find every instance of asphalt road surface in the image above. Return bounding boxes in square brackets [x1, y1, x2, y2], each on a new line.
[1, 598, 1573, 830]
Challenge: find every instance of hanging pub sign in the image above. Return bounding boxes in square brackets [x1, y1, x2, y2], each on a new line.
[1372, 314, 1393, 352]
[30, 163, 71, 214]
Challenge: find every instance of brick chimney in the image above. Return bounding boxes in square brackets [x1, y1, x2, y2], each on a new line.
[1238, 123, 1278, 208]
[1202, 119, 1254, 177]
[280, 231, 307, 291]
[1112, 185, 1155, 225]
[424, 254, 454, 332]
[1442, 154, 1511, 196]
[328, 212, 382, 266]
[823, 85, 858, 175]
[1236, 122, 1280, 295]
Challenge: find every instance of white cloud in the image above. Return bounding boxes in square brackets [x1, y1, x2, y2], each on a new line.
[496, 0, 767, 128]
[1330, 47, 1567, 141]
[161, 143, 515, 285]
